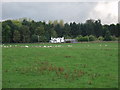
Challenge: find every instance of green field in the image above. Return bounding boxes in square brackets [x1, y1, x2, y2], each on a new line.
[2, 42, 118, 88]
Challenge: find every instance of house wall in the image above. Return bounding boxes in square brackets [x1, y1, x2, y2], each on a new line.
[50, 37, 65, 43]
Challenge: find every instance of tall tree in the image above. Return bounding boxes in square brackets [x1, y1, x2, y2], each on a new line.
[13, 30, 20, 42]
[85, 19, 95, 35]
[20, 25, 30, 43]
[63, 23, 71, 37]
[70, 22, 79, 38]
[2, 25, 11, 43]
[115, 24, 119, 37]
[35, 25, 46, 42]
[54, 24, 63, 37]
[50, 28, 57, 38]
[104, 30, 112, 41]
[59, 20, 64, 27]
[94, 19, 103, 37]
[53, 20, 58, 26]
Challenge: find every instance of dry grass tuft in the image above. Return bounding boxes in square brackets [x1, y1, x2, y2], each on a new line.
[64, 56, 72, 58]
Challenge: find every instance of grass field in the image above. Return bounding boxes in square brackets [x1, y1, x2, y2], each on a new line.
[2, 42, 118, 88]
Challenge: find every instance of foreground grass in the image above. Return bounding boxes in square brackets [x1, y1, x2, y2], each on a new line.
[2, 42, 118, 88]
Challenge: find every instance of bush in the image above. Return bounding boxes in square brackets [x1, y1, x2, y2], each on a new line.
[76, 35, 82, 41]
[83, 36, 89, 41]
[98, 36, 104, 41]
[118, 37, 120, 42]
[76, 35, 89, 42]
[104, 36, 112, 41]
[111, 36, 118, 41]
[104, 31, 112, 41]
[89, 35, 96, 41]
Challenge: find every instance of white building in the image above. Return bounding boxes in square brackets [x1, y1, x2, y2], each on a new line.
[50, 37, 65, 43]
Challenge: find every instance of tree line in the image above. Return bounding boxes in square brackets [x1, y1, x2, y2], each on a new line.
[1, 18, 120, 43]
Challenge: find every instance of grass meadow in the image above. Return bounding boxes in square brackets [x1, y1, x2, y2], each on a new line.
[2, 42, 118, 88]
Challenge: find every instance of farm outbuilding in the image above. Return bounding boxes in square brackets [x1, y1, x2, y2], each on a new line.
[65, 39, 77, 43]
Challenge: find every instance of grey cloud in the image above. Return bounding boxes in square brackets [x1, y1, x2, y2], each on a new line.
[118, 1, 120, 23]
[2, 2, 99, 23]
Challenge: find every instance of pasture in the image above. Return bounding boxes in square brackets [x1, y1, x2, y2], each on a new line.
[2, 42, 118, 88]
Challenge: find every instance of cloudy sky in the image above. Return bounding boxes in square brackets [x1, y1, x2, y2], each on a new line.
[1, 0, 119, 24]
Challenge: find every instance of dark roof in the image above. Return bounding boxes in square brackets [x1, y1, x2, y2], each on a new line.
[65, 39, 77, 41]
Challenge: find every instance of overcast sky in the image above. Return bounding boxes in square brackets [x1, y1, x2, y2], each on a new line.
[1, 1, 118, 24]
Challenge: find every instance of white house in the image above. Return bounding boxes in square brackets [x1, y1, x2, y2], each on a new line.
[50, 37, 65, 43]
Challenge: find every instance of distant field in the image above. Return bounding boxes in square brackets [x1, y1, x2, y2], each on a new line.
[2, 42, 118, 88]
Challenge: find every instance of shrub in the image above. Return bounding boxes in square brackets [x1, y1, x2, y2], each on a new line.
[76, 35, 89, 42]
[79, 36, 89, 42]
[76, 35, 82, 42]
[118, 37, 120, 42]
[98, 36, 104, 41]
[104, 31, 112, 41]
[111, 36, 118, 41]
[83, 36, 89, 41]
[104, 35, 112, 41]
[89, 35, 96, 41]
